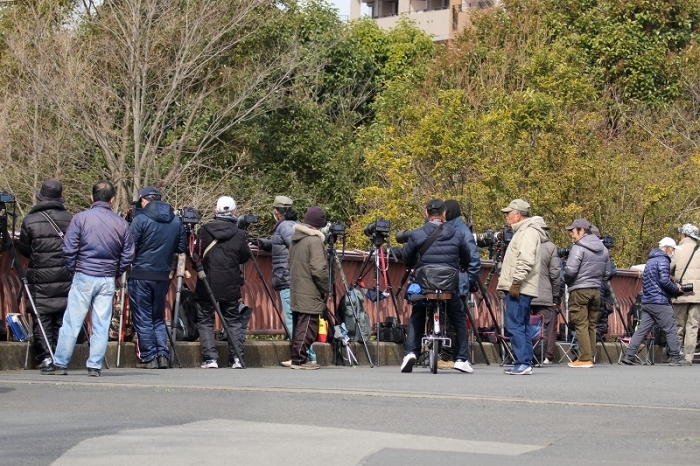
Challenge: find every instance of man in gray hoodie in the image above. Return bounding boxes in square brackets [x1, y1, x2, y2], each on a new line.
[563, 218, 609, 368]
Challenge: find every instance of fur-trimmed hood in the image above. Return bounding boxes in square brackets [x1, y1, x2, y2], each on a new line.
[291, 223, 326, 243]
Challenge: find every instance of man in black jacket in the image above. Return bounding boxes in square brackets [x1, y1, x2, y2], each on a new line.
[17, 180, 73, 369]
[399, 199, 473, 374]
[128, 186, 186, 369]
[195, 196, 252, 369]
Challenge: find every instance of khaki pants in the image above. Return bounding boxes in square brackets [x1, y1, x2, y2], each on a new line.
[673, 303, 700, 362]
[568, 288, 600, 362]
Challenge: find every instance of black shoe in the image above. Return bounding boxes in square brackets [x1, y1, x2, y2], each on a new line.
[620, 356, 638, 366]
[668, 358, 683, 366]
[87, 368, 101, 377]
[157, 356, 169, 369]
[41, 363, 67, 375]
[137, 359, 158, 369]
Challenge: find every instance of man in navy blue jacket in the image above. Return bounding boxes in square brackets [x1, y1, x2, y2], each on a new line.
[43, 181, 134, 376]
[129, 186, 186, 369]
[621, 237, 684, 365]
[399, 199, 474, 374]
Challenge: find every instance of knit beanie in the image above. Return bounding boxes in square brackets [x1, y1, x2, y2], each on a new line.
[304, 206, 326, 228]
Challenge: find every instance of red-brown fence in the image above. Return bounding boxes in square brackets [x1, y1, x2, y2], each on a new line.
[1, 241, 642, 338]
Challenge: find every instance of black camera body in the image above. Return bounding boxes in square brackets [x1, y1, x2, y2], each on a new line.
[237, 213, 259, 230]
[176, 207, 202, 225]
[0, 191, 16, 204]
[557, 245, 572, 259]
[364, 218, 391, 246]
[475, 226, 513, 261]
[601, 234, 615, 250]
[321, 222, 346, 244]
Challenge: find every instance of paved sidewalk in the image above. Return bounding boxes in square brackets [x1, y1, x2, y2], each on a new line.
[1, 364, 699, 465]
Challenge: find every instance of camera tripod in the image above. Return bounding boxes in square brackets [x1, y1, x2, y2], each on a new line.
[352, 238, 403, 366]
[1, 197, 55, 369]
[326, 236, 373, 367]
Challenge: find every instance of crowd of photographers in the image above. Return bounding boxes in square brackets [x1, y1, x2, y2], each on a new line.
[3, 178, 699, 376]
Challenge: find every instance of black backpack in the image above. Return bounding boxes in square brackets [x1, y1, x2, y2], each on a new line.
[175, 286, 199, 342]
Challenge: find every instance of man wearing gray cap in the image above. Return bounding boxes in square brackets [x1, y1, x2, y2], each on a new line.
[256, 196, 315, 366]
[497, 199, 547, 375]
[671, 223, 700, 365]
[563, 218, 609, 368]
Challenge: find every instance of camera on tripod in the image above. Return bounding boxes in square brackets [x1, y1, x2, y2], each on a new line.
[0, 191, 17, 245]
[0, 191, 15, 204]
[237, 213, 259, 230]
[601, 233, 615, 250]
[474, 226, 513, 260]
[363, 218, 390, 245]
[176, 207, 202, 225]
[557, 245, 572, 259]
[320, 221, 345, 243]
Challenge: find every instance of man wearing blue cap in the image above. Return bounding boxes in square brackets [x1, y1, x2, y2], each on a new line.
[129, 186, 186, 369]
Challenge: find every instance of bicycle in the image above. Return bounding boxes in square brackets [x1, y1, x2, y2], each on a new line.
[413, 290, 453, 374]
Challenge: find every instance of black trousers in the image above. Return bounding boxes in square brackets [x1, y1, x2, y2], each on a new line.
[196, 299, 251, 365]
[291, 312, 318, 365]
[32, 312, 63, 363]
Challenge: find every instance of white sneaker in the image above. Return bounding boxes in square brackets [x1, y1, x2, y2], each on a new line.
[400, 354, 416, 373]
[200, 359, 218, 369]
[231, 358, 243, 369]
[543, 358, 552, 365]
[38, 358, 52, 370]
[454, 360, 473, 373]
[280, 360, 292, 367]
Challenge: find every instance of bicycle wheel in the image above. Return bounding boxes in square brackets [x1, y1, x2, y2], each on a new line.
[430, 339, 441, 374]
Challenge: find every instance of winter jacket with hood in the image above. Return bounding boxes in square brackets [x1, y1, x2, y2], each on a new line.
[129, 200, 187, 281]
[63, 201, 134, 278]
[531, 220, 560, 307]
[401, 220, 471, 282]
[564, 233, 610, 291]
[445, 215, 481, 296]
[642, 248, 679, 305]
[194, 216, 252, 302]
[670, 236, 700, 304]
[497, 216, 547, 298]
[17, 200, 73, 314]
[258, 218, 297, 291]
[289, 224, 329, 315]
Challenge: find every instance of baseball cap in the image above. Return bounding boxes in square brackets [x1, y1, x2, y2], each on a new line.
[138, 186, 161, 199]
[659, 237, 680, 250]
[678, 223, 699, 240]
[500, 199, 531, 214]
[565, 218, 592, 231]
[216, 196, 236, 214]
[425, 199, 445, 214]
[272, 195, 293, 208]
[590, 225, 601, 237]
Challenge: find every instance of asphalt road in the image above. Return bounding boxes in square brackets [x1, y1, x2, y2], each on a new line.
[1, 363, 699, 465]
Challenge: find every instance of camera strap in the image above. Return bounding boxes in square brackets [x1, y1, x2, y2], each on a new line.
[678, 243, 699, 283]
[416, 223, 443, 264]
[202, 239, 218, 258]
[39, 212, 64, 239]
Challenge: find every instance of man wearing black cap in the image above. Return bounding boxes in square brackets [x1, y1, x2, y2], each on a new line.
[399, 199, 474, 374]
[563, 218, 609, 368]
[288, 206, 329, 369]
[128, 186, 186, 369]
[17, 180, 73, 369]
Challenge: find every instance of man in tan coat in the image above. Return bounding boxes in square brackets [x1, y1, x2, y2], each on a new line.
[497, 199, 546, 375]
[671, 223, 700, 365]
[288, 206, 329, 370]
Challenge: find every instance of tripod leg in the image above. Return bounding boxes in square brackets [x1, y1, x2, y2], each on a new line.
[168, 254, 185, 369]
[464, 296, 489, 365]
[116, 278, 125, 368]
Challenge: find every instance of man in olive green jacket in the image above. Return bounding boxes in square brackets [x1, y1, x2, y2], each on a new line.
[671, 223, 700, 365]
[288, 206, 329, 369]
[497, 199, 547, 375]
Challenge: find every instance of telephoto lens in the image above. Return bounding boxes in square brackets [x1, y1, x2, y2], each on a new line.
[395, 230, 412, 244]
[680, 283, 694, 293]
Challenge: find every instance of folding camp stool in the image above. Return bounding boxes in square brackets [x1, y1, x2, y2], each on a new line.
[617, 334, 655, 365]
[557, 332, 579, 363]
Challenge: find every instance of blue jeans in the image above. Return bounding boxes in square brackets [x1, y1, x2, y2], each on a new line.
[54, 273, 116, 370]
[505, 294, 534, 366]
[129, 278, 169, 362]
[284, 288, 315, 361]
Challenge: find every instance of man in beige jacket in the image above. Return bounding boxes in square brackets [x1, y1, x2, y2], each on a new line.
[497, 199, 547, 375]
[671, 223, 700, 365]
